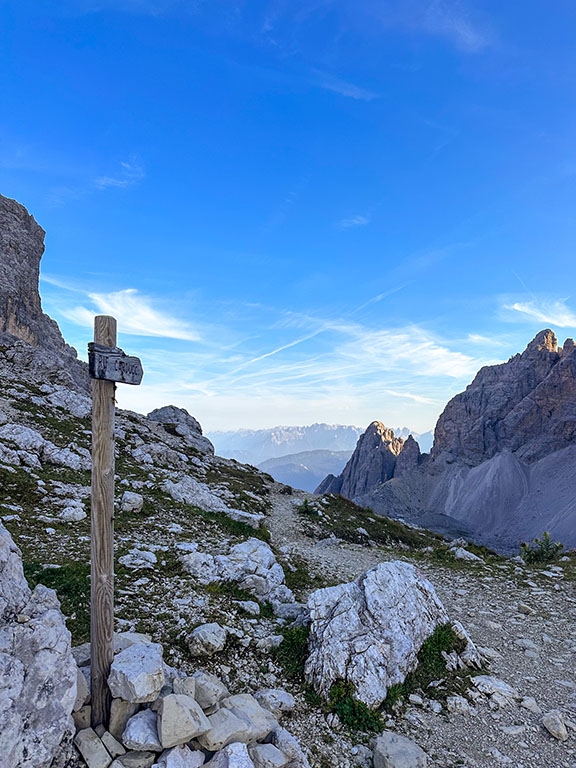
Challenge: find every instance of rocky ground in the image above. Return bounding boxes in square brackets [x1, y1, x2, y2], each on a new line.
[1, 347, 575, 768]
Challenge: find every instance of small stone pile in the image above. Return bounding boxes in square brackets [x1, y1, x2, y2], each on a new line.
[72, 633, 309, 768]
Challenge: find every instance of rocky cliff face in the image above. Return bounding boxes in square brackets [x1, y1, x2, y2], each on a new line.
[0, 194, 88, 392]
[393, 434, 421, 478]
[316, 421, 404, 497]
[1, 195, 72, 353]
[432, 329, 576, 464]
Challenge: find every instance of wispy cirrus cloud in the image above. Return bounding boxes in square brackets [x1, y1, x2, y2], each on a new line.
[61, 288, 200, 341]
[337, 214, 371, 230]
[311, 69, 380, 101]
[505, 298, 576, 328]
[46, 157, 145, 206]
[93, 160, 145, 190]
[422, 0, 491, 53]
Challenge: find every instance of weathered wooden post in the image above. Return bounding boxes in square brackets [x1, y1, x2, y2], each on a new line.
[88, 315, 143, 728]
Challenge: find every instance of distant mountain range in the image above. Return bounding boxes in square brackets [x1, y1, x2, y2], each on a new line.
[207, 424, 434, 489]
[258, 450, 352, 492]
[207, 423, 365, 466]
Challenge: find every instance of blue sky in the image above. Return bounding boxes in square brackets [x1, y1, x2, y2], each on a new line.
[2, 1, 576, 431]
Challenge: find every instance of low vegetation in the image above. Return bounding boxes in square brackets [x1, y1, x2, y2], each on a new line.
[23, 560, 91, 644]
[520, 531, 564, 563]
[383, 623, 471, 711]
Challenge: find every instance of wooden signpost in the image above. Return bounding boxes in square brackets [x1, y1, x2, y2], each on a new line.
[89, 315, 143, 728]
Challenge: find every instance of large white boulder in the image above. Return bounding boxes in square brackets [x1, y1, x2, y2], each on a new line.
[108, 642, 165, 703]
[0, 522, 77, 768]
[121, 491, 145, 514]
[305, 561, 451, 708]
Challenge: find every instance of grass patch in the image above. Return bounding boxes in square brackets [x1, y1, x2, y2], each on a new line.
[312, 494, 442, 550]
[271, 625, 310, 680]
[23, 560, 91, 644]
[329, 681, 383, 733]
[281, 552, 325, 592]
[383, 623, 468, 711]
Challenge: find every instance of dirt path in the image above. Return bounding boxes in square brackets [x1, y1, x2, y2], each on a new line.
[267, 489, 576, 768]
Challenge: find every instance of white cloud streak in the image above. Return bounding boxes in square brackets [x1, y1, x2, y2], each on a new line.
[337, 214, 371, 230]
[423, 0, 490, 52]
[505, 299, 576, 328]
[62, 289, 201, 341]
[311, 69, 380, 101]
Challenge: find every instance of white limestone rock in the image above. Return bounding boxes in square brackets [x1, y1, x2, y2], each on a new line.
[197, 709, 250, 751]
[172, 677, 196, 698]
[58, 503, 87, 522]
[192, 670, 229, 709]
[74, 665, 91, 711]
[254, 689, 295, 718]
[373, 732, 428, 768]
[220, 694, 278, 743]
[108, 642, 165, 703]
[122, 708, 162, 751]
[266, 727, 311, 768]
[471, 675, 519, 707]
[75, 728, 113, 768]
[119, 549, 158, 570]
[122, 491, 145, 514]
[180, 550, 220, 585]
[215, 538, 296, 610]
[0, 423, 90, 471]
[157, 693, 211, 747]
[0, 522, 77, 768]
[248, 744, 288, 768]
[109, 699, 139, 741]
[205, 742, 256, 768]
[153, 745, 206, 767]
[450, 546, 483, 562]
[111, 752, 157, 768]
[305, 561, 451, 708]
[188, 623, 228, 657]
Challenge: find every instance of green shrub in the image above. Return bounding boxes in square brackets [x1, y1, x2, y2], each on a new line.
[520, 532, 563, 563]
[297, 499, 318, 516]
[328, 681, 383, 733]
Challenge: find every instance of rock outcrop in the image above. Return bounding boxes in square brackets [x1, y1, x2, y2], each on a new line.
[148, 405, 215, 455]
[315, 422, 404, 497]
[0, 194, 89, 391]
[0, 522, 77, 767]
[432, 329, 576, 464]
[304, 561, 478, 708]
[393, 434, 421, 478]
[0, 194, 66, 351]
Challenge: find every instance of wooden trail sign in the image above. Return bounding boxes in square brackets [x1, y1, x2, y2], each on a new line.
[89, 316, 143, 728]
